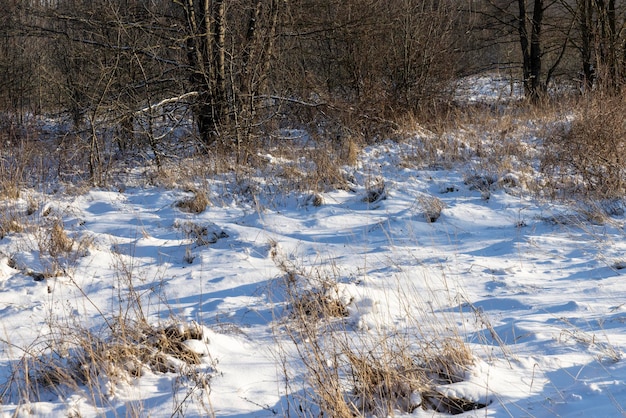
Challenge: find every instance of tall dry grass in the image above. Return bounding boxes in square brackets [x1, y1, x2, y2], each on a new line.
[541, 94, 626, 199]
[0, 221, 216, 417]
[271, 246, 486, 417]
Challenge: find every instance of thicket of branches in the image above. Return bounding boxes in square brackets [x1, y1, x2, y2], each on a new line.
[1, 0, 626, 185]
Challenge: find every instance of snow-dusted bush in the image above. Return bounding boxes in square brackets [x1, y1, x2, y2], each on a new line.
[542, 95, 626, 199]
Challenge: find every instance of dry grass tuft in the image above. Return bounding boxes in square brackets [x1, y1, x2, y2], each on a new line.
[176, 189, 210, 214]
[0, 183, 20, 200]
[291, 286, 350, 321]
[48, 221, 74, 257]
[345, 340, 480, 415]
[271, 247, 484, 417]
[345, 347, 425, 415]
[342, 137, 361, 167]
[18, 218, 94, 279]
[417, 194, 446, 222]
[174, 220, 228, 246]
[273, 253, 350, 326]
[303, 193, 324, 207]
[0, 198, 30, 239]
[3, 317, 212, 405]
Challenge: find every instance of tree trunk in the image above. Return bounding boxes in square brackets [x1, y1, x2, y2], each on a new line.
[183, 0, 228, 148]
[518, 0, 544, 101]
[596, 0, 620, 90]
[579, 0, 595, 91]
[213, 0, 227, 131]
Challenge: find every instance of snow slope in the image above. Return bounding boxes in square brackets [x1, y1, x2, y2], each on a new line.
[2, 125, 626, 416]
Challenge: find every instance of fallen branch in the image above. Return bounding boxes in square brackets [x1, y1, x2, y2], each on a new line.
[136, 91, 199, 114]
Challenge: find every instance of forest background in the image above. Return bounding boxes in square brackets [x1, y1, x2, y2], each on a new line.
[2, 0, 625, 185]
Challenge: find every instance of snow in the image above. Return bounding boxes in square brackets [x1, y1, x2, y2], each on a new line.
[2, 87, 626, 417]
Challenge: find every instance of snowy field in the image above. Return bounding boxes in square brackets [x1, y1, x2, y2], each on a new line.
[2, 80, 626, 417]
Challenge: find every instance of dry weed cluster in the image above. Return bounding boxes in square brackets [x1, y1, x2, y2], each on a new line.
[0, 195, 215, 415]
[176, 188, 210, 214]
[542, 95, 626, 199]
[3, 317, 213, 408]
[272, 248, 485, 416]
[0, 240, 215, 415]
[1, 85, 626, 416]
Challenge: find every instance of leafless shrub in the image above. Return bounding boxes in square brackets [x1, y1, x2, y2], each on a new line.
[541, 95, 626, 199]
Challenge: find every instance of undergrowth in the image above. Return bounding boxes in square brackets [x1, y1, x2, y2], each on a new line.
[541, 94, 626, 199]
[0, 216, 216, 417]
[271, 246, 487, 417]
[0, 86, 625, 417]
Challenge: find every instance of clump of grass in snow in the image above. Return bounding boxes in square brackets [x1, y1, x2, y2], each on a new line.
[289, 279, 351, 322]
[0, 196, 31, 239]
[32, 217, 93, 279]
[2, 319, 213, 404]
[345, 338, 481, 415]
[417, 194, 446, 222]
[174, 219, 228, 246]
[271, 246, 485, 417]
[0, 249, 215, 415]
[47, 221, 74, 257]
[0, 212, 24, 239]
[176, 188, 210, 214]
[0, 202, 93, 281]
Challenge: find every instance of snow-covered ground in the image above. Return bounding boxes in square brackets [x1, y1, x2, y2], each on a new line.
[2, 88, 626, 417]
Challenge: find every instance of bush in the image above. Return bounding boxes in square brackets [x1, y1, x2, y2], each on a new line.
[541, 95, 626, 199]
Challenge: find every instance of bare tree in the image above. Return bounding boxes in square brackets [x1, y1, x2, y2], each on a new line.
[176, 0, 282, 156]
[517, 0, 545, 99]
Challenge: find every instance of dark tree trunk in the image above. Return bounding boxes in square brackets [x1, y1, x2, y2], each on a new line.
[596, 0, 620, 90]
[183, 0, 228, 148]
[518, 0, 544, 101]
[579, 0, 595, 91]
